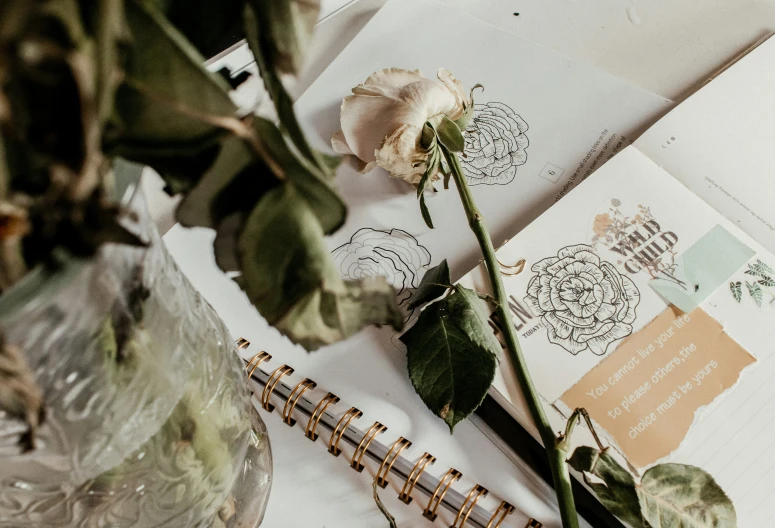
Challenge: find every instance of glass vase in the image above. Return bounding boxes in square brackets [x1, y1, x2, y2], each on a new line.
[0, 174, 272, 527]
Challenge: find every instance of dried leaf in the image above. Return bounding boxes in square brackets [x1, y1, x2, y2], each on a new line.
[569, 447, 737, 528]
[0, 335, 45, 452]
[244, 0, 320, 76]
[237, 184, 401, 351]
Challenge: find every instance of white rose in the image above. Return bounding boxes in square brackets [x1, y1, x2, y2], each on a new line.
[332, 68, 469, 185]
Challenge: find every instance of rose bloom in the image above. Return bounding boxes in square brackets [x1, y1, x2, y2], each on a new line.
[332, 68, 470, 185]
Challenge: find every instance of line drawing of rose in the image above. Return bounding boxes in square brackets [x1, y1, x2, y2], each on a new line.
[331, 228, 432, 307]
[462, 102, 529, 186]
[523, 244, 640, 356]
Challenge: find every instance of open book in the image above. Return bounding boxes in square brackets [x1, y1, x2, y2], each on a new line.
[460, 35, 775, 527]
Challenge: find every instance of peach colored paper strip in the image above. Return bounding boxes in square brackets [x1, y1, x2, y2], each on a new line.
[560, 306, 755, 468]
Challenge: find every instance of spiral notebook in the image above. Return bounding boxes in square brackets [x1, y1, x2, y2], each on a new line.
[238, 339, 542, 528]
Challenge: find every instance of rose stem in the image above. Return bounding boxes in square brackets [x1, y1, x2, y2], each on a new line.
[441, 146, 580, 528]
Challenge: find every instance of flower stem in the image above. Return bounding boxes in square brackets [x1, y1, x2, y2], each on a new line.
[441, 146, 580, 528]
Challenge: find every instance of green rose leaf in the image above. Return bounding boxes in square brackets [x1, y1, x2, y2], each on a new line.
[237, 184, 402, 351]
[402, 285, 499, 432]
[435, 115, 465, 153]
[729, 281, 742, 303]
[568, 447, 737, 528]
[408, 259, 452, 309]
[639, 463, 737, 528]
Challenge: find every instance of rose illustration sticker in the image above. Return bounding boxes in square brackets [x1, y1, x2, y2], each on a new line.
[331, 228, 432, 308]
[524, 244, 640, 355]
[462, 102, 529, 186]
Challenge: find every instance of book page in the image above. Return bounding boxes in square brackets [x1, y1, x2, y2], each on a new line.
[293, 0, 671, 281]
[464, 145, 775, 526]
[635, 35, 775, 255]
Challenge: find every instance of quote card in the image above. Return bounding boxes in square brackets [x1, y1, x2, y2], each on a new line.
[560, 306, 756, 468]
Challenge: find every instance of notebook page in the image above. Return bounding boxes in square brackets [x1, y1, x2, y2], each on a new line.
[463, 146, 775, 527]
[635, 35, 775, 255]
[163, 225, 569, 528]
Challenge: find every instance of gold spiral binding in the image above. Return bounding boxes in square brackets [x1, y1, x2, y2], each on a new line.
[261, 364, 294, 412]
[282, 378, 317, 427]
[328, 407, 362, 457]
[305, 392, 340, 441]
[452, 485, 489, 527]
[376, 437, 412, 488]
[245, 351, 272, 380]
[350, 421, 386, 472]
[525, 519, 543, 528]
[422, 468, 462, 521]
[486, 501, 515, 528]
[398, 452, 435, 504]
[236, 337, 250, 349]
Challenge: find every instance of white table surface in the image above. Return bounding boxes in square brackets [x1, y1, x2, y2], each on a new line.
[154, 1, 775, 526]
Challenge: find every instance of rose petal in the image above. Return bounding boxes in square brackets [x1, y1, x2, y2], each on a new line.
[331, 129, 354, 155]
[524, 294, 545, 316]
[532, 257, 559, 274]
[546, 324, 587, 355]
[340, 69, 463, 163]
[374, 124, 429, 184]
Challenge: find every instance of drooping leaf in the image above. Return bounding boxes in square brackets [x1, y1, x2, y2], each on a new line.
[107, 0, 237, 186]
[419, 195, 434, 229]
[93, 0, 132, 126]
[758, 275, 775, 288]
[250, 118, 346, 234]
[639, 463, 737, 528]
[244, 0, 319, 76]
[567, 447, 647, 528]
[402, 285, 500, 431]
[746, 281, 763, 307]
[729, 281, 742, 303]
[237, 184, 401, 351]
[435, 115, 465, 153]
[744, 259, 774, 278]
[417, 130, 440, 229]
[244, 3, 329, 175]
[409, 260, 452, 309]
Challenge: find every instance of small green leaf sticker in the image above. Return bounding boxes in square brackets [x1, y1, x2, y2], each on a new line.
[409, 260, 452, 309]
[746, 281, 763, 307]
[745, 259, 774, 278]
[759, 275, 775, 287]
[402, 285, 500, 432]
[419, 194, 434, 229]
[435, 115, 465, 153]
[729, 281, 742, 303]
